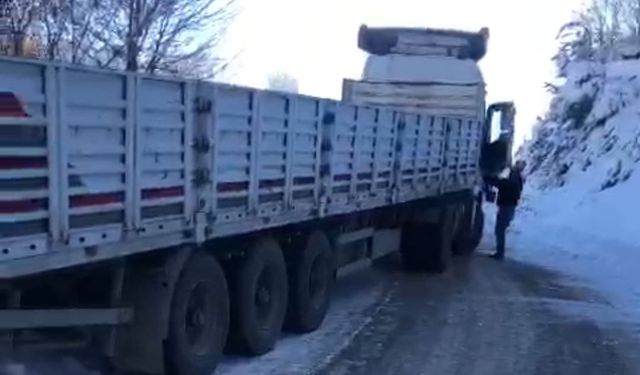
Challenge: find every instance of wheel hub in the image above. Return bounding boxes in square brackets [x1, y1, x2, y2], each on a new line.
[309, 256, 328, 309]
[255, 267, 276, 327]
[184, 282, 213, 354]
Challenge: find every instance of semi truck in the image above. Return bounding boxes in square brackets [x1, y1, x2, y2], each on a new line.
[0, 25, 514, 375]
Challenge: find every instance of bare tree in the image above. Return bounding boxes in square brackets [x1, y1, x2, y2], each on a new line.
[577, 0, 624, 57]
[268, 72, 299, 93]
[40, 0, 67, 59]
[621, 0, 640, 36]
[85, 0, 235, 77]
[3, 0, 235, 78]
[554, 20, 594, 75]
[2, 0, 40, 56]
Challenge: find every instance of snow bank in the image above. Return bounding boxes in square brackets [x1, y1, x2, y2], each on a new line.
[482, 202, 640, 327]
[522, 58, 640, 247]
[522, 170, 640, 251]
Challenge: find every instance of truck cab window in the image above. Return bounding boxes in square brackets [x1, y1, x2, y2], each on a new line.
[481, 102, 515, 176]
[489, 111, 503, 143]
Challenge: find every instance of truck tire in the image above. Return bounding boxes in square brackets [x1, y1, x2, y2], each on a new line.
[166, 252, 229, 375]
[401, 206, 456, 273]
[452, 194, 485, 255]
[400, 222, 428, 272]
[452, 201, 471, 256]
[286, 231, 334, 333]
[452, 197, 474, 256]
[229, 237, 288, 355]
[468, 196, 485, 252]
[423, 206, 456, 273]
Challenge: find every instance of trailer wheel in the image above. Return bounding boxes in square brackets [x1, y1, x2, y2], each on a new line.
[468, 196, 485, 252]
[401, 207, 456, 273]
[229, 237, 288, 355]
[400, 223, 428, 272]
[452, 199, 473, 256]
[424, 206, 456, 273]
[166, 253, 229, 375]
[286, 231, 334, 333]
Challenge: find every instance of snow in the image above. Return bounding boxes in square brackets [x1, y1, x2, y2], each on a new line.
[521, 170, 640, 244]
[494, 192, 640, 326]
[524, 58, 640, 192]
[523, 57, 640, 233]
[514, 54, 640, 330]
[217, 269, 391, 375]
[362, 55, 483, 84]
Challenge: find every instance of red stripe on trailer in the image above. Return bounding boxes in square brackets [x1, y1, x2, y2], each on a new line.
[0, 199, 45, 213]
[0, 157, 48, 170]
[70, 192, 125, 208]
[0, 92, 29, 117]
[141, 186, 184, 200]
[217, 182, 249, 192]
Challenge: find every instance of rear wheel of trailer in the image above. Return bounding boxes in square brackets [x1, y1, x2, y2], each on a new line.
[400, 205, 457, 273]
[227, 237, 288, 355]
[285, 230, 334, 333]
[166, 253, 229, 375]
[452, 193, 484, 256]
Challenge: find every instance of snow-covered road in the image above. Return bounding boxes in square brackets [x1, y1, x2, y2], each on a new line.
[218, 203, 640, 375]
[7, 199, 640, 375]
[216, 266, 393, 375]
[501, 198, 640, 346]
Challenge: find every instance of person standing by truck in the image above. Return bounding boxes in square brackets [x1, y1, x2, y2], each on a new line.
[488, 160, 526, 260]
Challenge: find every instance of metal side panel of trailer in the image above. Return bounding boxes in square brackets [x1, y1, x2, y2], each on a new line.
[0, 57, 484, 279]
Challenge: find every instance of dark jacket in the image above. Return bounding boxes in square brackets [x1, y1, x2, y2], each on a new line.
[488, 170, 524, 207]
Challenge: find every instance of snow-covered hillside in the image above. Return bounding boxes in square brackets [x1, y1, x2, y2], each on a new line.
[521, 59, 640, 246]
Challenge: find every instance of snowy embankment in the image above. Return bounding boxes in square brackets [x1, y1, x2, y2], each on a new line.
[513, 57, 640, 319]
[521, 57, 640, 248]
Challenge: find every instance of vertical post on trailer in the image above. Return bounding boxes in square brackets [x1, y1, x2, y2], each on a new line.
[45, 65, 61, 243]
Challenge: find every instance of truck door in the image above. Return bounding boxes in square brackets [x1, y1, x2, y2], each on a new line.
[480, 102, 515, 177]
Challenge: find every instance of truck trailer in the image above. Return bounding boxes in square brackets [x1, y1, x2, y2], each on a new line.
[0, 25, 514, 375]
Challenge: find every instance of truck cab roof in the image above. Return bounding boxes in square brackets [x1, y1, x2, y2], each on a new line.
[358, 24, 489, 61]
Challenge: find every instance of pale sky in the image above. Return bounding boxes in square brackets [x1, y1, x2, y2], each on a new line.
[222, 0, 585, 146]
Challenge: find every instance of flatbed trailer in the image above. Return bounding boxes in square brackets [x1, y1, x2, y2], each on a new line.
[0, 25, 514, 375]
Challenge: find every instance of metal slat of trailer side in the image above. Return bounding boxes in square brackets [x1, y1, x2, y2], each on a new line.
[60, 67, 130, 243]
[284, 95, 296, 210]
[0, 59, 52, 261]
[413, 115, 429, 190]
[136, 78, 193, 230]
[397, 112, 417, 200]
[443, 118, 481, 192]
[329, 103, 357, 210]
[431, 117, 447, 194]
[0, 117, 47, 127]
[394, 113, 447, 202]
[353, 107, 376, 201]
[256, 92, 288, 217]
[371, 109, 396, 198]
[211, 85, 253, 221]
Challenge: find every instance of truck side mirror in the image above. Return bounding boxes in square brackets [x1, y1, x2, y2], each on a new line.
[480, 102, 515, 177]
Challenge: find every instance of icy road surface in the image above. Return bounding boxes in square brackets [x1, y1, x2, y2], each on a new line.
[220, 209, 640, 375]
[6, 203, 640, 375]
